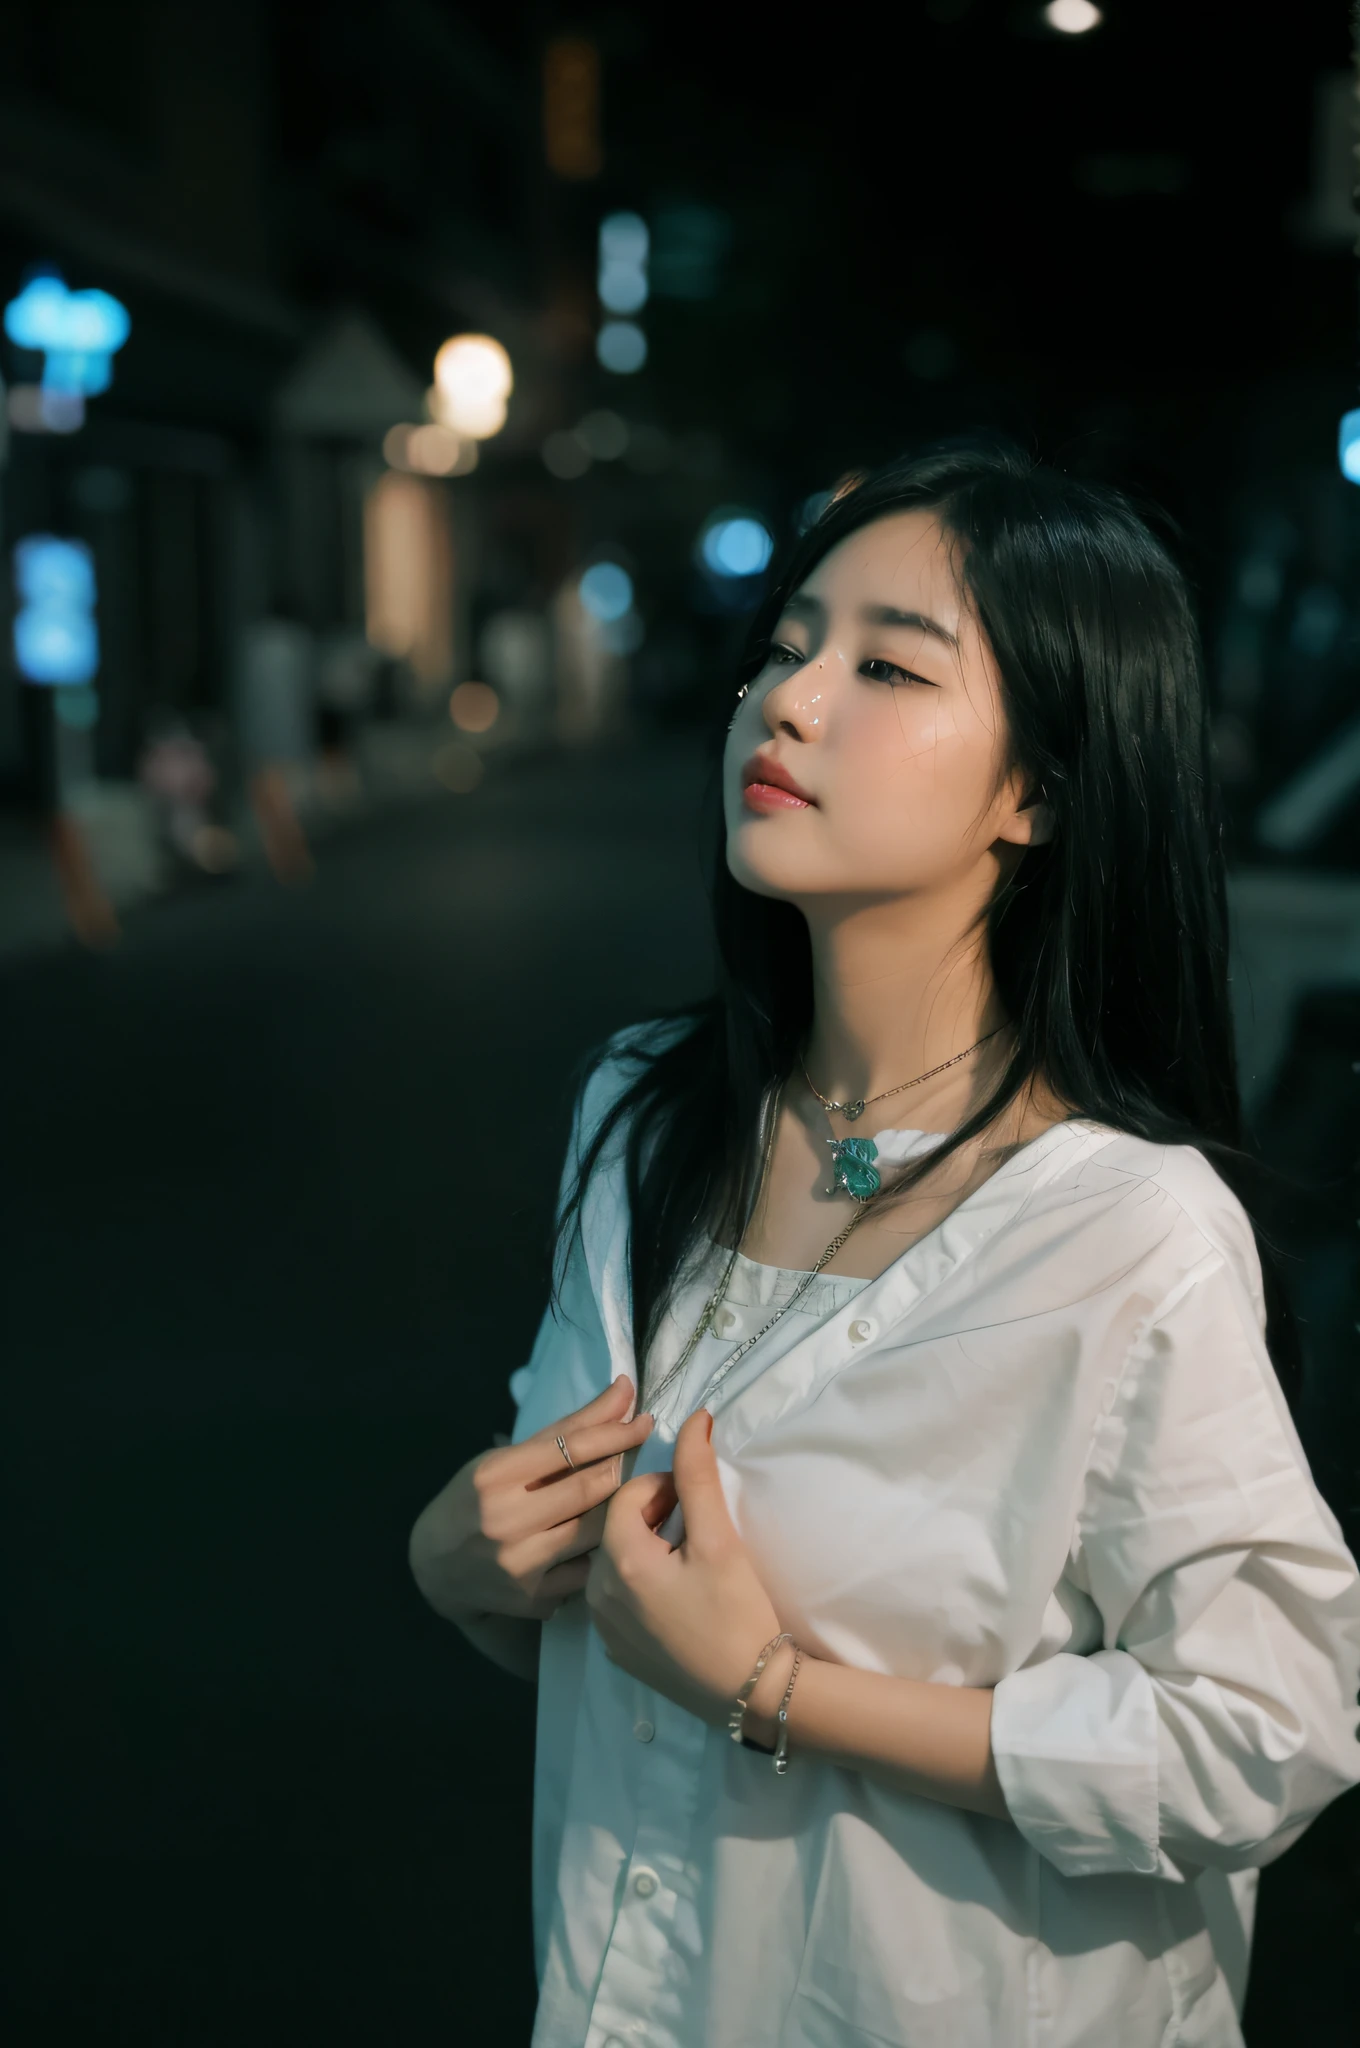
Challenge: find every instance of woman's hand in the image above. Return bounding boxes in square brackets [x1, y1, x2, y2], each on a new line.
[409, 1376, 654, 1624]
[585, 1406, 784, 1726]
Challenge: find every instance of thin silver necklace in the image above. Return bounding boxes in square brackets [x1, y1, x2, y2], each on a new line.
[640, 1031, 1004, 1419]
[640, 1077, 905, 1421]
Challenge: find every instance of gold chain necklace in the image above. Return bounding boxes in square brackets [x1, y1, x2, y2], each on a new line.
[801, 1026, 1005, 1124]
[806, 1027, 1004, 1201]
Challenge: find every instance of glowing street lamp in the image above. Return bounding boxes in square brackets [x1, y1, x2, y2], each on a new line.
[1043, 0, 1102, 31]
[431, 333, 513, 439]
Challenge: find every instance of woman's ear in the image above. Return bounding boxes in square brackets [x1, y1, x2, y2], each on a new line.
[1018, 799, 1054, 846]
[996, 779, 1055, 849]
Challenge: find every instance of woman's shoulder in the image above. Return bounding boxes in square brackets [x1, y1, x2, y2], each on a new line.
[572, 1012, 704, 1145]
[1059, 1119, 1265, 1315]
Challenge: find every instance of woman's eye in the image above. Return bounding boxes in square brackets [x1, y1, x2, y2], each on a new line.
[860, 658, 931, 687]
[767, 643, 804, 668]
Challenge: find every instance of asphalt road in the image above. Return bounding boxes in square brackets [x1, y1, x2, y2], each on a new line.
[1, 737, 716, 2045]
[1, 735, 1354, 2044]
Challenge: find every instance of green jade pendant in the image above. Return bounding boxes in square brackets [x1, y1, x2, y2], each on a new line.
[825, 1135, 881, 1201]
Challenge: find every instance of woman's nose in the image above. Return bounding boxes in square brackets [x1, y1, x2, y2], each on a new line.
[764, 656, 831, 735]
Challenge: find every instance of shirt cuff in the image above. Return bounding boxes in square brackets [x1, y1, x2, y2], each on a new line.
[990, 1649, 1163, 1878]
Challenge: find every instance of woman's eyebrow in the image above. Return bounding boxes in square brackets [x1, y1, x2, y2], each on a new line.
[861, 603, 960, 651]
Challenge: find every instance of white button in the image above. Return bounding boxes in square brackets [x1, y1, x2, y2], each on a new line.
[848, 1317, 876, 1344]
[713, 1305, 740, 1336]
[632, 1867, 659, 1897]
[633, 1717, 655, 1742]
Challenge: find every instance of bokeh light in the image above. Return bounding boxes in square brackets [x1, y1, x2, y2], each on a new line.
[385, 420, 477, 476]
[542, 429, 592, 479]
[1043, 0, 1102, 31]
[698, 513, 774, 579]
[382, 423, 415, 469]
[598, 212, 649, 316]
[449, 681, 500, 732]
[1338, 410, 1360, 485]
[12, 535, 99, 684]
[7, 384, 85, 433]
[597, 321, 647, 374]
[3, 271, 131, 396]
[576, 410, 629, 459]
[432, 333, 513, 438]
[406, 423, 467, 475]
[798, 489, 833, 532]
[579, 561, 634, 622]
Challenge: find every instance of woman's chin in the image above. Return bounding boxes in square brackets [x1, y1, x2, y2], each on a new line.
[726, 844, 816, 902]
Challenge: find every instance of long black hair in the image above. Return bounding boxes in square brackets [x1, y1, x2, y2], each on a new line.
[551, 437, 1303, 1408]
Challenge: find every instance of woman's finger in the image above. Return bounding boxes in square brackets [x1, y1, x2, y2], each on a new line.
[508, 1500, 609, 1581]
[529, 1555, 593, 1609]
[490, 1452, 622, 1542]
[505, 1397, 651, 1494]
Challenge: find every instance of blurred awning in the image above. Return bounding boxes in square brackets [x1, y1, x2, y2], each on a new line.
[272, 311, 427, 442]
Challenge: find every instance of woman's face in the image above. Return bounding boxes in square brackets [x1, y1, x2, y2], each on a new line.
[723, 508, 1048, 907]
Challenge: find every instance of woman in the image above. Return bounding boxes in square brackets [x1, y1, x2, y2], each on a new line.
[409, 441, 1360, 2046]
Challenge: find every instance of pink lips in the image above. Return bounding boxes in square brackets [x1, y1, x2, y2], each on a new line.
[740, 752, 815, 811]
[742, 782, 811, 812]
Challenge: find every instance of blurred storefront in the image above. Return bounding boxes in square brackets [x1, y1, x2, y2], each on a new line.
[0, 0, 556, 933]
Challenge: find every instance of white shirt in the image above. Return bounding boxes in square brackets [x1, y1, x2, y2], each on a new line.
[507, 1026, 1360, 2048]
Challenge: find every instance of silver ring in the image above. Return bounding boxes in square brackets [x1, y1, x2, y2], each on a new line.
[555, 1432, 575, 1470]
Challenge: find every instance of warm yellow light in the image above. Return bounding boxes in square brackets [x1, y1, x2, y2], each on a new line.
[364, 470, 456, 691]
[433, 334, 513, 439]
[428, 382, 504, 441]
[405, 423, 468, 475]
[449, 681, 500, 733]
[543, 37, 602, 180]
[382, 423, 415, 469]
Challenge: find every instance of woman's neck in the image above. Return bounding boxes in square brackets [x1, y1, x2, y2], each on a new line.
[800, 895, 1014, 1132]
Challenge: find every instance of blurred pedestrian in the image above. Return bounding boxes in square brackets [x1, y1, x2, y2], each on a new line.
[137, 715, 239, 878]
[314, 627, 378, 807]
[236, 601, 316, 884]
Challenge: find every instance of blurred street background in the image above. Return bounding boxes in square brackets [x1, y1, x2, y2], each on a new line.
[1, 2, 1357, 2042]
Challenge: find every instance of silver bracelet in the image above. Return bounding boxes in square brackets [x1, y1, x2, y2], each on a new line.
[772, 1645, 804, 1775]
[729, 1630, 794, 1745]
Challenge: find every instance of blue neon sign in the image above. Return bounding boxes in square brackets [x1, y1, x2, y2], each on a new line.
[4, 272, 131, 397]
[12, 536, 99, 686]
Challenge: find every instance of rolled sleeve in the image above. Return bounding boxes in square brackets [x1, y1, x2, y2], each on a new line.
[992, 1647, 1162, 1876]
[993, 1246, 1360, 1882]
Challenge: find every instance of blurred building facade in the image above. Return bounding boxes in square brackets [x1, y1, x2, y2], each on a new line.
[1, 5, 1357, 895]
[0, 2, 596, 857]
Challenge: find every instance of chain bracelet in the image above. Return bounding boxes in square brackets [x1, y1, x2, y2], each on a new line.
[728, 1630, 794, 1744]
[772, 1645, 805, 1775]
